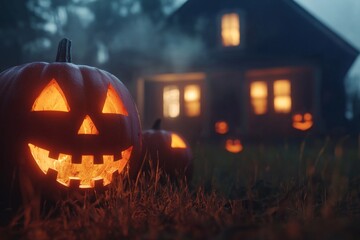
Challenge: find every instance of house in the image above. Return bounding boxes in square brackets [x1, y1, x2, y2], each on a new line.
[133, 0, 359, 142]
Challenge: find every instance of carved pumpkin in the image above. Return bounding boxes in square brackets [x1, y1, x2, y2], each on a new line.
[292, 113, 313, 131]
[141, 119, 193, 180]
[225, 138, 243, 153]
[0, 38, 141, 204]
[215, 120, 229, 135]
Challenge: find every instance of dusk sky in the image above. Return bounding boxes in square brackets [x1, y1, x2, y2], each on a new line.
[294, 0, 360, 77]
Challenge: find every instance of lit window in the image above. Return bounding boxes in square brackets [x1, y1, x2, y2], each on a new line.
[221, 13, 240, 47]
[163, 86, 180, 118]
[184, 85, 201, 117]
[250, 81, 267, 114]
[274, 80, 291, 113]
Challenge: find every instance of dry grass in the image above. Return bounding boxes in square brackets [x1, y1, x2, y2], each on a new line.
[1, 136, 360, 239]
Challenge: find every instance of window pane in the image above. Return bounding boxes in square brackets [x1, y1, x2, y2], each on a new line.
[251, 81, 267, 98]
[221, 13, 240, 47]
[250, 81, 267, 115]
[274, 96, 291, 113]
[184, 85, 200, 101]
[252, 99, 267, 115]
[163, 86, 180, 118]
[274, 80, 290, 96]
[274, 80, 291, 113]
[184, 85, 201, 117]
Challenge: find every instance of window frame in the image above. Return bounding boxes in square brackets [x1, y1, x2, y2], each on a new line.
[249, 79, 293, 115]
[163, 85, 180, 118]
[184, 84, 201, 117]
[218, 9, 246, 49]
[273, 79, 292, 113]
[163, 83, 202, 119]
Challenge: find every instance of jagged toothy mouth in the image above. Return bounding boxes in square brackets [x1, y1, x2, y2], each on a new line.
[28, 143, 132, 189]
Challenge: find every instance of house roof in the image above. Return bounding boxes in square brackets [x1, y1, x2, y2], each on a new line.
[283, 0, 358, 56]
[163, 0, 359, 78]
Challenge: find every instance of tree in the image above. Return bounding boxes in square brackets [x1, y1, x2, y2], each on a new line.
[0, 0, 45, 70]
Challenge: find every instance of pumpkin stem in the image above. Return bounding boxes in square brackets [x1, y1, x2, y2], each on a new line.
[152, 118, 162, 130]
[56, 38, 72, 63]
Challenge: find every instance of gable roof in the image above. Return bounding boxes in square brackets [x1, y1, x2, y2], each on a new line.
[283, 0, 358, 56]
[164, 0, 358, 78]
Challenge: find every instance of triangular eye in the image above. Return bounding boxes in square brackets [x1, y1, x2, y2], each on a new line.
[102, 84, 128, 116]
[32, 79, 70, 112]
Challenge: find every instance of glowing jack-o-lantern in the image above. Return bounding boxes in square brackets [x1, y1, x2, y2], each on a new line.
[292, 113, 313, 131]
[0, 39, 141, 195]
[141, 119, 193, 180]
[225, 138, 243, 153]
[215, 121, 229, 134]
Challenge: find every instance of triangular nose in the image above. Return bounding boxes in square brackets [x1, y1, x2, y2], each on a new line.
[78, 115, 99, 135]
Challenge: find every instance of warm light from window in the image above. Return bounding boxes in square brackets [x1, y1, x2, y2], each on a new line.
[215, 121, 229, 134]
[274, 80, 291, 113]
[221, 13, 240, 47]
[184, 85, 201, 117]
[250, 81, 267, 115]
[163, 86, 180, 118]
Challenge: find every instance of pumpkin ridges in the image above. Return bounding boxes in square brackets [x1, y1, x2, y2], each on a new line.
[141, 120, 193, 180]
[0, 39, 142, 193]
[0, 39, 143, 224]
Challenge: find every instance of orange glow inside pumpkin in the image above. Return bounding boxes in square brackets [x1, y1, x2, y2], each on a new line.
[78, 115, 99, 135]
[102, 84, 128, 115]
[292, 113, 313, 131]
[32, 79, 70, 112]
[215, 121, 229, 134]
[225, 139, 243, 153]
[171, 133, 187, 149]
[28, 143, 132, 188]
[29, 80, 134, 188]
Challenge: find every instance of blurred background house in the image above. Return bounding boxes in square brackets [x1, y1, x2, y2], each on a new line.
[135, 0, 358, 142]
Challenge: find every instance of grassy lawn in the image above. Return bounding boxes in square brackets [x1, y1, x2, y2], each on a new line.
[1, 136, 360, 239]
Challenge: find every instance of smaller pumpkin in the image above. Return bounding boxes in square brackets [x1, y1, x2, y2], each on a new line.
[292, 113, 313, 131]
[225, 138, 243, 153]
[141, 119, 193, 180]
[215, 120, 229, 135]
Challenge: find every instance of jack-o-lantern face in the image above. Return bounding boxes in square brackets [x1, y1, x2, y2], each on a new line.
[170, 133, 187, 149]
[225, 138, 243, 153]
[27, 80, 133, 188]
[141, 119, 193, 180]
[292, 113, 313, 131]
[0, 39, 141, 192]
[215, 121, 229, 135]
